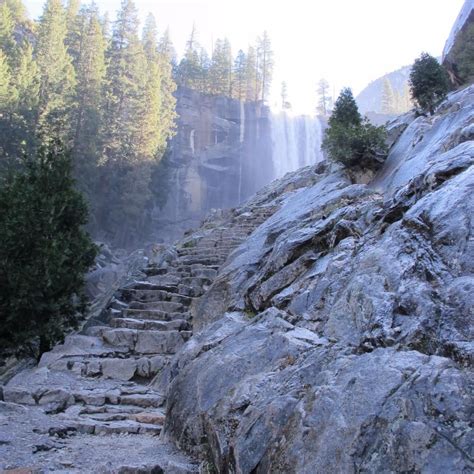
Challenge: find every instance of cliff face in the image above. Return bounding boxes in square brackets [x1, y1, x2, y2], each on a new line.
[150, 88, 273, 243]
[162, 85, 474, 472]
[442, 0, 474, 86]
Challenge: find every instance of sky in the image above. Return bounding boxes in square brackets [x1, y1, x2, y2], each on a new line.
[25, 0, 464, 114]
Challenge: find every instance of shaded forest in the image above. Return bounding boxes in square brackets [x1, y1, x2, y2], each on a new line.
[0, 0, 274, 247]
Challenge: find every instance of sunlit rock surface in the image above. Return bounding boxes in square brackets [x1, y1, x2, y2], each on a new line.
[163, 86, 474, 472]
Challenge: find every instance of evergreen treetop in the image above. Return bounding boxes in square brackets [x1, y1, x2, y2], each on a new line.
[409, 52, 449, 115]
[329, 87, 361, 128]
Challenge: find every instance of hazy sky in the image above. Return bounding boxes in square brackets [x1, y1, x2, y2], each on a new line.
[25, 0, 464, 114]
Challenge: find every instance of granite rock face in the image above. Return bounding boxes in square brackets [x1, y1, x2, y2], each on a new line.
[163, 86, 474, 472]
[151, 87, 273, 242]
[442, 0, 474, 87]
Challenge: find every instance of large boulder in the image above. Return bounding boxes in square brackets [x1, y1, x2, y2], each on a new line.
[162, 86, 474, 472]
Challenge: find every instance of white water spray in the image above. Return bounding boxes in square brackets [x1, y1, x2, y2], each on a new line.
[270, 112, 323, 179]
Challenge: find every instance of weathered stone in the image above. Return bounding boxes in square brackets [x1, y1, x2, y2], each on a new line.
[135, 330, 185, 355]
[101, 359, 137, 381]
[162, 86, 474, 472]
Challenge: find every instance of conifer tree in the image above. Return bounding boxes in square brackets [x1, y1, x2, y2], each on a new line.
[178, 24, 202, 89]
[317, 78, 330, 115]
[232, 49, 246, 101]
[1, 0, 26, 24]
[0, 48, 13, 159]
[245, 45, 259, 101]
[36, 0, 76, 145]
[409, 52, 449, 115]
[7, 40, 40, 157]
[157, 27, 177, 142]
[209, 38, 232, 96]
[101, 0, 153, 241]
[323, 87, 387, 169]
[71, 3, 106, 206]
[0, 2, 15, 60]
[381, 77, 396, 114]
[0, 143, 97, 355]
[0, 49, 11, 109]
[256, 31, 273, 102]
[65, 0, 83, 65]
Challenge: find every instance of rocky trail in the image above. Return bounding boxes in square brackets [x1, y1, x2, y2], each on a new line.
[0, 207, 277, 472]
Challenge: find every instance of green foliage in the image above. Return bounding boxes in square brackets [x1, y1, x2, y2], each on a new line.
[232, 49, 246, 101]
[323, 88, 387, 170]
[0, 0, 178, 247]
[36, 0, 76, 144]
[176, 28, 274, 102]
[409, 52, 449, 115]
[0, 143, 97, 355]
[330, 87, 361, 127]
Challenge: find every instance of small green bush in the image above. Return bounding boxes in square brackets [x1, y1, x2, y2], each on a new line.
[0, 143, 97, 357]
[322, 88, 387, 170]
[409, 52, 449, 115]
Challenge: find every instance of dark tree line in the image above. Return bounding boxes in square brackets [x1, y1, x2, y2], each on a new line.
[0, 0, 177, 246]
[176, 26, 274, 102]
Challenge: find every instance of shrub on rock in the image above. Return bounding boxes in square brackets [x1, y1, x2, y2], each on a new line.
[0, 143, 97, 356]
[322, 87, 387, 170]
[409, 52, 449, 115]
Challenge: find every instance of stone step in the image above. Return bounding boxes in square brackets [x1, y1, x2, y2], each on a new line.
[61, 418, 162, 436]
[176, 248, 230, 257]
[102, 328, 191, 355]
[122, 288, 193, 306]
[177, 256, 224, 266]
[78, 407, 165, 425]
[49, 353, 170, 381]
[123, 281, 179, 293]
[128, 300, 187, 313]
[111, 317, 190, 331]
[122, 308, 187, 321]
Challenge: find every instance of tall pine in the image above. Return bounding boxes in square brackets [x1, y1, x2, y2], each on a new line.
[36, 0, 76, 145]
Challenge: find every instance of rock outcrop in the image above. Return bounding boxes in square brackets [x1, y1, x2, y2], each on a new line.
[442, 0, 474, 87]
[151, 87, 273, 243]
[162, 85, 474, 472]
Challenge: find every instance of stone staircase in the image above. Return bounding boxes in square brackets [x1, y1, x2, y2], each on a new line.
[1, 205, 277, 472]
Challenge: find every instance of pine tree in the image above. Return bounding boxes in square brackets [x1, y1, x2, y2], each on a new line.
[330, 87, 361, 127]
[256, 31, 273, 102]
[232, 49, 246, 100]
[71, 3, 106, 206]
[0, 142, 97, 355]
[36, 0, 76, 145]
[178, 24, 202, 89]
[101, 0, 154, 242]
[209, 38, 232, 96]
[381, 77, 396, 114]
[140, 13, 165, 157]
[409, 52, 449, 115]
[65, 0, 83, 65]
[1, 0, 26, 24]
[245, 45, 259, 101]
[0, 49, 11, 108]
[0, 2, 15, 60]
[157, 27, 177, 142]
[323, 87, 387, 169]
[316, 78, 330, 115]
[0, 48, 13, 157]
[8, 40, 40, 157]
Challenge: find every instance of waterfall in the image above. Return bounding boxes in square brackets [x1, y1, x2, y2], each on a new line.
[270, 112, 323, 179]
